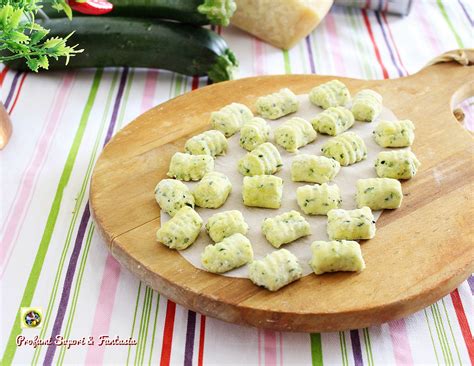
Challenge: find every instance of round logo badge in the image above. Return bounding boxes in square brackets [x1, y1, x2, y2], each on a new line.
[24, 310, 41, 328]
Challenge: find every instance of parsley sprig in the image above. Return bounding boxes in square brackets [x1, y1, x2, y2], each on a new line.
[0, 0, 83, 71]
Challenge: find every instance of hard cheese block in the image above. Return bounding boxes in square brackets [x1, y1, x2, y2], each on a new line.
[231, 0, 334, 49]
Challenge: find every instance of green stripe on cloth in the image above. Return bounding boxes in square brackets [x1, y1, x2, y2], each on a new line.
[310, 333, 323, 366]
[283, 50, 292, 74]
[148, 295, 161, 365]
[339, 332, 349, 366]
[31, 69, 120, 366]
[362, 328, 374, 366]
[441, 299, 462, 364]
[1, 69, 103, 366]
[126, 282, 142, 366]
[424, 309, 441, 364]
[436, 0, 464, 48]
[431, 303, 454, 364]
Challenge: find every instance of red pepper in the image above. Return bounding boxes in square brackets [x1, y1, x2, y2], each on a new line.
[69, 0, 113, 15]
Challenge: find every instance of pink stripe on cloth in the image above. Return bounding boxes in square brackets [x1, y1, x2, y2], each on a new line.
[0, 73, 75, 277]
[324, 12, 347, 75]
[388, 319, 414, 366]
[141, 70, 159, 112]
[263, 329, 278, 366]
[84, 254, 121, 365]
[254, 39, 265, 76]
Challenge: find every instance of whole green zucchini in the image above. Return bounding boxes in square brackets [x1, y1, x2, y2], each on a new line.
[4, 17, 238, 82]
[43, 0, 237, 26]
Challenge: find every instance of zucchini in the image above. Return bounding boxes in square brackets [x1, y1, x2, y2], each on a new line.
[4, 17, 238, 82]
[43, 0, 237, 26]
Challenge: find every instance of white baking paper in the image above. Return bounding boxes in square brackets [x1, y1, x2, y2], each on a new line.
[161, 94, 398, 278]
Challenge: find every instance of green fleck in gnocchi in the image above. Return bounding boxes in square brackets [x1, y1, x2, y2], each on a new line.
[255, 88, 299, 119]
[375, 150, 420, 179]
[210, 103, 253, 137]
[238, 142, 282, 176]
[156, 206, 203, 250]
[242, 175, 283, 209]
[310, 240, 365, 275]
[184, 130, 228, 157]
[274, 117, 317, 152]
[262, 210, 311, 248]
[296, 183, 342, 215]
[351, 89, 383, 122]
[321, 131, 367, 166]
[327, 206, 376, 240]
[373, 120, 415, 147]
[193, 172, 232, 208]
[309, 80, 351, 109]
[239, 117, 271, 151]
[311, 106, 355, 136]
[356, 178, 403, 210]
[154, 179, 194, 217]
[248, 249, 302, 291]
[167, 152, 214, 181]
[201, 233, 254, 273]
[205, 210, 249, 243]
[291, 154, 340, 183]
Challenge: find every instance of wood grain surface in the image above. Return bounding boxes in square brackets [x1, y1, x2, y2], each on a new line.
[90, 50, 474, 332]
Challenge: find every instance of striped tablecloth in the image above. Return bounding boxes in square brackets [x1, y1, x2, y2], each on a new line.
[1, 1, 473, 365]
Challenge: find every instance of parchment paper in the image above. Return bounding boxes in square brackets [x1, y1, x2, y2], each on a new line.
[162, 94, 398, 278]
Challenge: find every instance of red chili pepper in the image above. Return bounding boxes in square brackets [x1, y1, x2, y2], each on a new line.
[69, 0, 113, 15]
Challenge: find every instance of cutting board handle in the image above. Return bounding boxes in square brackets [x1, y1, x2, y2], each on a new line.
[413, 49, 473, 109]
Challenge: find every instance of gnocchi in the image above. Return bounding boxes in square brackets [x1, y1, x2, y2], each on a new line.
[205, 210, 249, 243]
[375, 150, 420, 179]
[248, 249, 302, 291]
[327, 206, 376, 240]
[156, 206, 203, 250]
[201, 233, 254, 273]
[356, 178, 403, 210]
[261, 210, 311, 248]
[167, 152, 214, 181]
[296, 183, 342, 215]
[373, 120, 415, 147]
[311, 106, 354, 136]
[321, 131, 367, 166]
[255, 88, 299, 119]
[239, 117, 271, 151]
[193, 172, 232, 208]
[154, 179, 194, 217]
[184, 130, 228, 157]
[242, 175, 283, 209]
[309, 80, 351, 109]
[210, 102, 253, 137]
[291, 154, 340, 183]
[351, 89, 383, 122]
[310, 240, 365, 275]
[274, 117, 317, 152]
[238, 142, 283, 176]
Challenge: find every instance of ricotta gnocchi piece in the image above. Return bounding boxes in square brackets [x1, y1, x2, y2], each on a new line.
[309, 80, 351, 109]
[310, 240, 365, 275]
[242, 175, 283, 209]
[351, 89, 383, 122]
[261, 210, 311, 248]
[210, 102, 253, 137]
[167, 152, 214, 181]
[255, 88, 299, 119]
[238, 142, 282, 176]
[193, 172, 232, 208]
[321, 131, 367, 166]
[248, 249, 302, 291]
[184, 130, 228, 157]
[156, 206, 203, 250]
[356, 178, 403, 210]
[239, 117, 271, 151]
[311, 106, 354, 136]
[201, 233, 254, 273]
[154, 179, 194, 217]
[274, 117, 317, 152]
[291, 154, 340, 183]
[373, 120, 415, 147]
[375, 150, 420, 179]
[327, 206, 376, 240]
[296, 183, 342, 215]
[205, 210, 249, 243]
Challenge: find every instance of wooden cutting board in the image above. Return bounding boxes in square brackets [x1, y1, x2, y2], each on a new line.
[90, 50, 474, 332]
